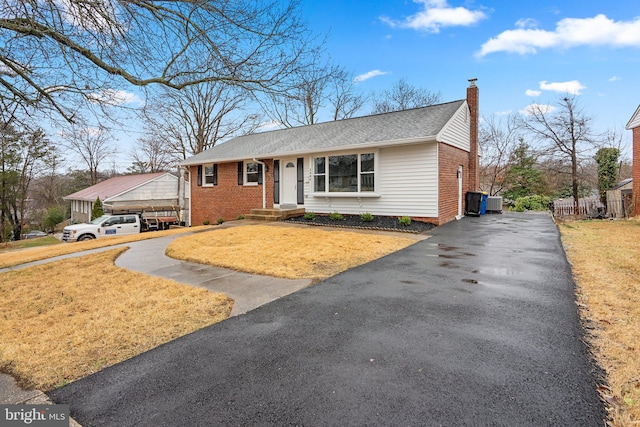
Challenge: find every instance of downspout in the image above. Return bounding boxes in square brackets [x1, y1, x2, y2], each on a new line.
[177, 166, 185, 225]
[253, 158, 266, 209]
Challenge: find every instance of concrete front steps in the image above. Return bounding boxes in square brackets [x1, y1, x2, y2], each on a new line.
[244, 207, 305, 222]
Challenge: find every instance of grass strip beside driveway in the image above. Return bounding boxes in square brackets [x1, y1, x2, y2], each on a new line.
[0, 248, 233, 391]
[166, 225, 418, 280]
[0, 226, 211, 269]
[559, 219, 640, 426]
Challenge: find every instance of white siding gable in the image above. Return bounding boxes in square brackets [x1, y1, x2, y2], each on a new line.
[436, 101, 470, 152]
[108, 174, 179, 203]
[303, 143, 438, 218]
[626, 105, 640, 130]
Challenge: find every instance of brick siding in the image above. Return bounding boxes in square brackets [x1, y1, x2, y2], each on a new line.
[438, 142, 471, 225]
[190, 160, 274, 225]
[633, 127, 640, 216]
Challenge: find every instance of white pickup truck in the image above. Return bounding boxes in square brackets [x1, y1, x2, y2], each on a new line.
[62, 214, 143, 242]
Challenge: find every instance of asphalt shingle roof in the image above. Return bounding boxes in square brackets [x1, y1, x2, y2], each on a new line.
[182, 100, 465, 165]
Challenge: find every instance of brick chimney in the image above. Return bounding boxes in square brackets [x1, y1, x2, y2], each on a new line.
[467, 78, 480, 191]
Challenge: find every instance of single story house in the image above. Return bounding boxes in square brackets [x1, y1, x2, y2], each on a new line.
[181, 80, 480, 226]
[626, 105, 640, 216]
[64, 172, 189, 223]
[606, 178, 633, 218]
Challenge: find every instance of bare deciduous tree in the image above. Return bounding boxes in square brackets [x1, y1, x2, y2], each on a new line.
[520, 97, 596, 210]
[143, 83, 260, 159]
[63, 126, 114, 185]
[372, 78, 442, 114]
[328, 68, 367, 121]
[479, 114, 523, 195]
[259, 52, 364, 128]
[128, 136, 174, 174]
[0, 0, 315, 121]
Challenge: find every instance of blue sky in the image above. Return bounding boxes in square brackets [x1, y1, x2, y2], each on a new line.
[299, 0, 639, 151]
[79, 0, 640, 170]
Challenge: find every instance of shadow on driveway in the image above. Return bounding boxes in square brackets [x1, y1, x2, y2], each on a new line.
[49, 213, 605, 426]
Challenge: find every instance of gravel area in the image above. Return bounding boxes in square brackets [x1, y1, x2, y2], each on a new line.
[283, 214, 436, 234]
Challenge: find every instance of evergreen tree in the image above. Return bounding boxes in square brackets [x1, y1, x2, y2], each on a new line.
[91, 197, 104, 220]
[502, 142, 547, 201]
[594, 147, 620, 203]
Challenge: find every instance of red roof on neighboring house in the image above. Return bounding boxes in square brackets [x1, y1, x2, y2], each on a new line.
[64, 173, 170, 202]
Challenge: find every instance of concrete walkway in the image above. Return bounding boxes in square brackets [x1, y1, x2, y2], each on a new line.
[114, 233, 312, 317]
[48, 213, 606, 426]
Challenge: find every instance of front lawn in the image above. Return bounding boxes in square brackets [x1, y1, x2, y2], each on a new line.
[166, 224, 419, 280]
[0, 248, 233, 390]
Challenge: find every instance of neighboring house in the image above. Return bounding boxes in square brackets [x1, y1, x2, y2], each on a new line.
[181, 80, 480, 226]
[606, 178, 633, 218]
[626, 105, 640, 216]
[64, 172, 189, 224]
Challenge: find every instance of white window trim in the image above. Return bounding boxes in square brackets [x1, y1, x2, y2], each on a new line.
[244, 161, 260, 186]
[203, 163, 215, 187]
[312, 151, 378, 194]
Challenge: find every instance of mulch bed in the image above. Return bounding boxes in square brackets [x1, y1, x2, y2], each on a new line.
[283, 214, 436, 234]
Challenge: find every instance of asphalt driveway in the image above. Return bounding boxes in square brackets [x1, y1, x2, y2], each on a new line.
[48, 212, 605, 426]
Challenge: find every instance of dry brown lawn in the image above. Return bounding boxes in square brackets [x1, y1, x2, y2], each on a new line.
[0, 248, 233, 391]
[559, 219, 640, 426]
[0, 226, 210, 269]
[166, 224, 418, 280]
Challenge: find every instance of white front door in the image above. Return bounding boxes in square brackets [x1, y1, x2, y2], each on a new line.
[281, 159, 298, 206]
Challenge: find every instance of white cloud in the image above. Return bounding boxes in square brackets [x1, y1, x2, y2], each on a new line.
[477, 14, 640, 57]
[609, 76, 621, 82]
[353, 70, 389, 83]
[87, 89, 142, 106]
[519, 103, 556, 116]
[380, 0, 487, 33]
[525, 89, 541, 97]
[539, 80, 585, 95]
[515, 18, 538, 29]
[256, 120, 283, 132]
[495, 109, 512, 116]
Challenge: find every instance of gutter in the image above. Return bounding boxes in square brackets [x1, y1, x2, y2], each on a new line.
[253, 158, 267, 209]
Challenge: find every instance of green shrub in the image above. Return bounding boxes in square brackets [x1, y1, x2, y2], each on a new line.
[43, 206, 65, 232]
[217, 218, 225, 225]
[360, 212, 374, 222]
[303, 212, 316, 220]
[202, 219, 210, 225]
[236, 214, 245, 220]
[398, 216, 412, 226]
[329, 211, 343, 221]
[511, 195, 552, 212]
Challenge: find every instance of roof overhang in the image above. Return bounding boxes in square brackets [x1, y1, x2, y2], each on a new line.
[180, 135, 439, 166]
[626, 104, 640, 130]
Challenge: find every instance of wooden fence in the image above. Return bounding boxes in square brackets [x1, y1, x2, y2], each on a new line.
[551, 198, 606, 218]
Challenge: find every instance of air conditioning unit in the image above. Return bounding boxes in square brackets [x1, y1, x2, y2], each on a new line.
[486, 196, 503, 213]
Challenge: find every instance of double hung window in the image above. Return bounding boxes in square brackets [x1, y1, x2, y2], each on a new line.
[204, 165, 217, 185]
[245, 162, 260, 185]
